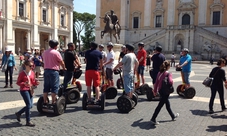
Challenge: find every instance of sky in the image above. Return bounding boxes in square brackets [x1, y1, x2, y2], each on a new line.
[73, 0, 96, 14]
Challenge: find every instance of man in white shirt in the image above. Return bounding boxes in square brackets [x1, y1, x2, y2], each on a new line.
[103, 42, 115, 86]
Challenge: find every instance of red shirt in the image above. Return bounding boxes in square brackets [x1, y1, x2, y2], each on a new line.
[17, 70, 38, 91]
[137, 49, 147, 66]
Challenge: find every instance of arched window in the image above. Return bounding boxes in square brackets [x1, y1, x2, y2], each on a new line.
[182, 14, 190, 25]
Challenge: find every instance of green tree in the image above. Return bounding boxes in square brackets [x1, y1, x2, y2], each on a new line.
[81, 19, 95, 50]
[73, 11, 96, 51]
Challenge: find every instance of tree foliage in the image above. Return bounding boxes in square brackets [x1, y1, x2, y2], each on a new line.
[73, 11, 96, 51]
[81, 19, 95, 51]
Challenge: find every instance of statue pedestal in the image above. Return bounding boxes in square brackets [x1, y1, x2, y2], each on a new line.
[113, 43, 123, 61]
[177, 44, 181, 52]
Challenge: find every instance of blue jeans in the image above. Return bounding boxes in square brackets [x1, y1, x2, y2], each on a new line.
[123, 74, 134, 94]
[5, 66, 14, 85]
[17, 91, 33, 122]
[151, 90, 174, 121]
[43, 69, 59, 93]
[182, 72, 190, 84]
[63, 70, 74, 90]
[137, 65, 145, 75]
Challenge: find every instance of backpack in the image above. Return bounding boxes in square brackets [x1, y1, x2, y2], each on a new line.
[160, 73, 174, 95]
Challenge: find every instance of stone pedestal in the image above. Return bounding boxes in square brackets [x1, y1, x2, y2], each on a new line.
[113, 43, 123, 60]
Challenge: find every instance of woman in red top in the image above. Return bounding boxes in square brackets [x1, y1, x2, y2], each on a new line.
[15, 60, 39, 127]
[150, 61, 179, 125]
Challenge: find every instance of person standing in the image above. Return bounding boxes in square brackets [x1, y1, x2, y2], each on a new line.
[113, 44, 139, 99]
[208, 58, 227, 114]
[85, 42, 103, 104]
[103, 42, 115, 86]
[98, 44, 107, 84]
[136, 42, 147, 86]
[146, 52, 151, 71]
[170, 52, 176, 67]
[63, 42, 81, 90]
[150, 46, 165, 86]
[0, 48, 17, 88]
[177, 48, 192, 88]
[33, 51, 42, 78]
[15, 60, 39, 126]
[150, 61, 179, 125]
[118, 45, 126, 63]
[42, 40, 66, 105]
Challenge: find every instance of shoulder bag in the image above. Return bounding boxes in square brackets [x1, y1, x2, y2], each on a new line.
[202, 68, 220, 87]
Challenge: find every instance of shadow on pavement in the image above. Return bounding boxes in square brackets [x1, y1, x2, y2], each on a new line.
[206, 125, 227, 132]
[87, 108, 120, 114]
[211, 114, 227, 119]
[1, 89, 19, 92]
[131, 119, 156, 130]
[190, 109, 210, 116]
[0, 122, 22, 129]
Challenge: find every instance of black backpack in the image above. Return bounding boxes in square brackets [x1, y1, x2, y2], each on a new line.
[160, 73, 174, 95]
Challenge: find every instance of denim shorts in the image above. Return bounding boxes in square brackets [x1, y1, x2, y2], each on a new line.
[43, 69, 59, 93]
[137, 65, 145, 75]
[183, 72, 190, 84]
[123, 74, 134, 94]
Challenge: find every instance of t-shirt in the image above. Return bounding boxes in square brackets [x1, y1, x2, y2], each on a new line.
[137, 49, 147, 66]
[100, 51, 107, 62]
[179, 54, 192, 72]
[121, 53, 138, 75]
[33, 56, 42, 66]
[64, 49, 76, 71]
[106, 50, 115, 69]
[151, 53, 165, 70]
[85, 49, 102, 71]
[43, 48, 63, 71]
[119, 52, 125, 59]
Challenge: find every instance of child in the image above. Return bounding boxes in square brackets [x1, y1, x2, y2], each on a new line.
[19, 53, 24, 66]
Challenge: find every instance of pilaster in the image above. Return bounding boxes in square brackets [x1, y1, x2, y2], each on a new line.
[167, 0, 175, 25]
[144, 0, 152, 28]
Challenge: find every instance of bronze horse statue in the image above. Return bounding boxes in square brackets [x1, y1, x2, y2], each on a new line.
[100, 14, 121, 43]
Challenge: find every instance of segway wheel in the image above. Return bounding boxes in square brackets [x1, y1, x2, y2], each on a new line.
[117, 95, 132, 113]
[54, 96, 66, 115]
[58, 84, 64, 97]
[66, 88, 80, 104]
[146, 87, 154, 101]
[76, 81, 82, 92]
[82, 93, 88, 110]
[184, 87, 196, 99]
[132, 92, 138, 107]
[140, 84, 149, 95]
[37, 96, 45, 113]
[105, 86, 118, 99]
[177, 84, 185, 96]
[100, 93, 106, 110]
[116, 78, 123, 89]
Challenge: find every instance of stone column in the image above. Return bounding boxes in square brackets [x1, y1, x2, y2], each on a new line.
[144, 0, 152, 28]
[95, 0, 101, 43]
[52, 1, 58, 41]
[68, 7, 73, 42]
[32, 0, 39, 48]
[120, 0, 129, 44]
[27, 31, 31, 50]
[165, 30, 170, 51]
[189, 30, 194, 53]
[0, 27, 2, 51]
[167, 0, 175, 25]
[169, 30, 174, 51]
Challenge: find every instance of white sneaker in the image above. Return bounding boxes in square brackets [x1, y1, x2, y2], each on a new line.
[150, 120, 159, 125]
[172, 113, 179, 121]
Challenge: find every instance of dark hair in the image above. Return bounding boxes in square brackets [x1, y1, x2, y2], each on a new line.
[67, 42, 74, 48]
[90, 42, 98, 49]
[138, 42, 144, 47]
[125, 44, 135, 52]
[217, 58, 226, 66]
[155, 46, 162, 52]
[23, 60, 32, 66]
[49, 40, 59, 48]
[160, 60, 170, 73]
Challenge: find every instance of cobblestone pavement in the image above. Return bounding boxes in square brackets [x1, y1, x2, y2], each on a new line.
[0, 60, 227, 136]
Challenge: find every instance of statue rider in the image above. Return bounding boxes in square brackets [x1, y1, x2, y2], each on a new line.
[109, 10, 120, 32]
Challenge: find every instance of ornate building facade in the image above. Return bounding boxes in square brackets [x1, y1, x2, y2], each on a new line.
[0, 0, 73, 54]
[96, 0, 227, 59]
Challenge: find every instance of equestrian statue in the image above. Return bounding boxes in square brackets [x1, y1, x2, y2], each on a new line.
[99, 10, 121, 43]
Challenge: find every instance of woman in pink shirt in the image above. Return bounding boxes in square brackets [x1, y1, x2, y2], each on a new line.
[150, 61, 179, 125]
[15, 60, 39, 127]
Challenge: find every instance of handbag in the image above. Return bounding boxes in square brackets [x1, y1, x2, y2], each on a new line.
[202, 68, 220, 87]
[1, 56, 10, 72]
[160, 73, 174, 95]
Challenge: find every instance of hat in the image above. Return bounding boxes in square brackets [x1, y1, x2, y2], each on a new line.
[155, 46, 162, 52]
[99, 44, 104, 48]
[5, 47, 11, 52]
[125, 44, 135, 51]
[182, 48, 189, 53]
[107, 42, 114, 47]
[138, 42, 144, 46]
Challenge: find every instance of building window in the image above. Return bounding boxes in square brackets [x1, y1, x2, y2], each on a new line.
[61, 14, 65, 26]
[155, 15, 162, 27]
[133, 17, 139, 28]
[212, 11, 220, 25]
[182, 14, 190, 25]
[42, 9, 47, 22]
[19, 3, 24, 17]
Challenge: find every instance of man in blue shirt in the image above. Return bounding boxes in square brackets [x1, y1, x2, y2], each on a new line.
[177, 48, 192, 88]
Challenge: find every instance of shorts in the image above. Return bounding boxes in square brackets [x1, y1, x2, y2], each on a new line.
[182, 72, 190, 84]
[106, 68, 113, 80]
[85, 70, 100, 87]
[43, 69, 59, 94]
[137, 65, 145, 75]
[34, 66, 41, 73]
[123, 74, 134, 94]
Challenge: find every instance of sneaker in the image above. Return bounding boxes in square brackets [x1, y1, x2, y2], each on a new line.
[209, 110, 214, 114]
[15, 112, 21, 122]
[172, 113, 179, 121]
[95, 100, 101, 105]
[4, 85, 8, 88]
[26, 122, 35, 127]
[10, 85, 13, 88]
[150, 120, 159, 125]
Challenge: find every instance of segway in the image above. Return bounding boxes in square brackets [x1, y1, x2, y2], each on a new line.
[82, 92, 106, 110]
[114, 69, 138, 113]
[116, 69, 147, 95]
[176, 67, 196, 99]
[57, 67, 82, 104]
[37, 96, 66, 115]
[93, 69, 117, 99]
